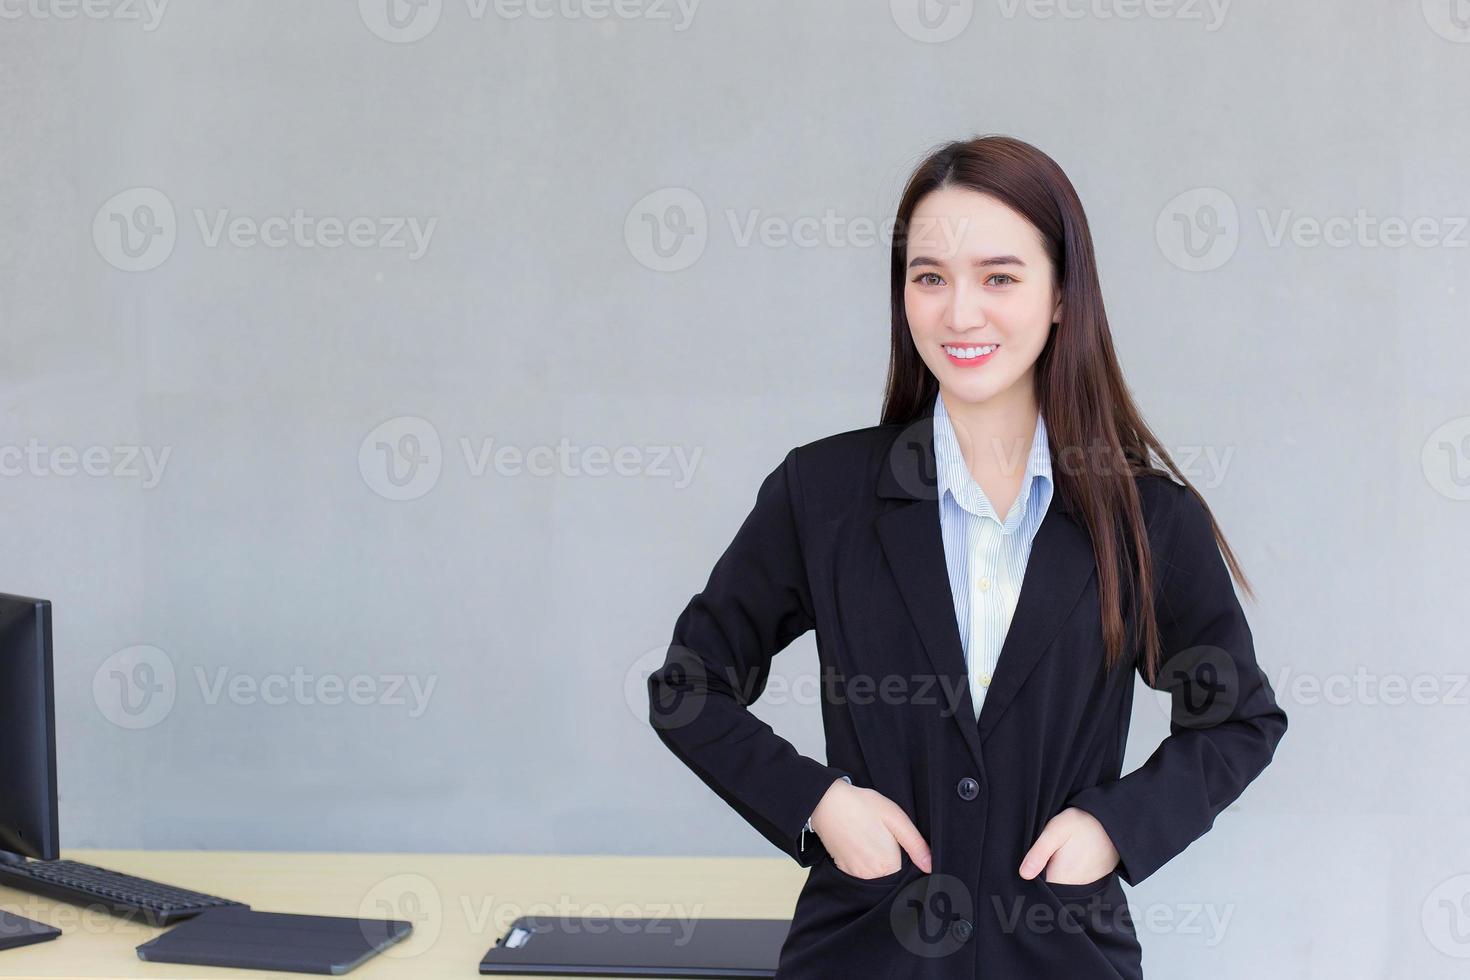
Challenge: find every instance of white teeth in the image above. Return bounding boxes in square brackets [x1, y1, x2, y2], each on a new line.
[944, 344, 996, 359]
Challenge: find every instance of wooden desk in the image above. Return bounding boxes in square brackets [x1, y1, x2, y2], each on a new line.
[0, 850, 804, 979]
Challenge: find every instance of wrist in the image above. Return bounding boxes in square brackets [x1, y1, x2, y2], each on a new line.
[807, 775, 852, 836]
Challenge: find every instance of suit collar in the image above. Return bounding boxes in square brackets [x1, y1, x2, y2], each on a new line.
[873, 408, 1095, 773]
[932, 391, 1055, 528]
[877, 405, 1077, 517]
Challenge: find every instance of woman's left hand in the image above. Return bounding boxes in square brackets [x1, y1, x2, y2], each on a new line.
[1018, 806, 1120, 885]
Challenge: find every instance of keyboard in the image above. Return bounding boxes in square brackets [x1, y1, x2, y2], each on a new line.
[0, 859, 248, 926]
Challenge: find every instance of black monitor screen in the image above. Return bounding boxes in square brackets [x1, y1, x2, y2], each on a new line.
[0, 594, 59, 860]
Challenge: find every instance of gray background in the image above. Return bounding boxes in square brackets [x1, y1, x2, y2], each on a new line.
[2, 1, 1467, 976]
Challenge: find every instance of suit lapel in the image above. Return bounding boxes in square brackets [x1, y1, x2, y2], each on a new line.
[875, 409, 1097, 774]
[974, 501, 1096, 745]
[876, 496, 980, 766]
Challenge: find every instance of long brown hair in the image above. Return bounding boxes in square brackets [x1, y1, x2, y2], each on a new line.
[881, 135, 1252, 682]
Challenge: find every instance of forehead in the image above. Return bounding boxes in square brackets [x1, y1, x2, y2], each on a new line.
[906, 186, 1045, 259]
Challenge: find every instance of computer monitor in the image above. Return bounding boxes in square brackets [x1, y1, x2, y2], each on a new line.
[0, 593, 60, 861]
[0, 598, 246, 922]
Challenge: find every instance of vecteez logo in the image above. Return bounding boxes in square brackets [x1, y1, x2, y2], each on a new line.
[1422, 0, 1470, 42]
[358, 0, 442, 43]
[359, 416, 444, 502]
[1157, 186, 1470, 272]
[358, 415, 704, 502]
[1423, 873, 1470, 957]
[93, 645, 177, 730]
[890, 0, 975, 43]
[624, 188, 708, 273]
[357, 873, 444, 958]
[92, 187, 439, 271]
[0, 439, 172, 488]
[1155, 187, 1240, 272]
[0, 0, 169, 30]
[357, 0, 701, 44]
[92, 187, 177, 272]
[1423, 416, 1470, 501]
[92, 645, 439, 729]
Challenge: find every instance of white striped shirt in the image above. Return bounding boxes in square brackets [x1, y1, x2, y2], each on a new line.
[932, 391, 1055, 722]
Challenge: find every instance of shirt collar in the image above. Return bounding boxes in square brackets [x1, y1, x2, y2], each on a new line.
[932, 390, 1053, 529]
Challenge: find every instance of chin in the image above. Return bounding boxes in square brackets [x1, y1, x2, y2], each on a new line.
[939, 375, 1007, 404]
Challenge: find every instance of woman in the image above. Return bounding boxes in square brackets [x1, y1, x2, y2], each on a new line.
[647, 135, 1288, 979]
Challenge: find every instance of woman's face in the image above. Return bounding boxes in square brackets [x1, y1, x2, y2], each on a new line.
[904, 186, 1061, 408]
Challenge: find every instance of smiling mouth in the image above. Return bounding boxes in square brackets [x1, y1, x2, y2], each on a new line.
[942, 343, 999, 363]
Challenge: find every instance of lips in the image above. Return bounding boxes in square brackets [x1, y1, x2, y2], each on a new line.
[942, 344, 999, 368]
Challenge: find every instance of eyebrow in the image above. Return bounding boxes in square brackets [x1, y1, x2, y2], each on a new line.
[907, 254, 1027, 269]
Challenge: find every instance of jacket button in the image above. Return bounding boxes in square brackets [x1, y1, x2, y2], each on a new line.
[951, 918, 973, 942]
[956, 777, 979, 801]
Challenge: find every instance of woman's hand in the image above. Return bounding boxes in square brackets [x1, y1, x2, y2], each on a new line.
[1019, 806, 1120, 885]
[810, 780, 933, 879]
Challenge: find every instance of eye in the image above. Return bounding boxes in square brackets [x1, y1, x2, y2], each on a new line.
[987, 273, 1017, 286]
[912, 272, 945, 286]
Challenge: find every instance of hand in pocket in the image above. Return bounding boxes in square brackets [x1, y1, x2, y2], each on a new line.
[810, 780, 933, 880]
[1019, 806, 1119, 885]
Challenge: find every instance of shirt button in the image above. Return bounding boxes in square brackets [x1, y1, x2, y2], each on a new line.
[951, 918, 974, 942]
[979, 672, 992, 688]
[957, 777, 979, 801]
[976, 576, 991, 592]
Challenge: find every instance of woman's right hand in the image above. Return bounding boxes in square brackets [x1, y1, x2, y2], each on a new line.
[810, 780, 933, 878]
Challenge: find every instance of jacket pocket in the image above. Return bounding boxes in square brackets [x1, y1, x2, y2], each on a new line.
[1035, 868, 1142, 977]
[1041, 867, 1117, 901]
[824, 849, 910, 889]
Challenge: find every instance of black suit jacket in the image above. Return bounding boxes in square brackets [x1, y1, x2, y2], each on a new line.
[648, 411, 1288, 980]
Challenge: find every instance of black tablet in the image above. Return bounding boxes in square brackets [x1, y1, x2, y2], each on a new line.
[0, 909, 61, 951]
[136, 907, 411, 975]
[479, 916, 790, 978]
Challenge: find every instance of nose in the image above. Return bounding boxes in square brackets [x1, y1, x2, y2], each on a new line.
[947, 280, 988, 333]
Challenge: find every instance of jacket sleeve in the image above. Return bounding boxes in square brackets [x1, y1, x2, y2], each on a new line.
[647, 446, 850, 867]
[1065, 481, 1289, 886]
